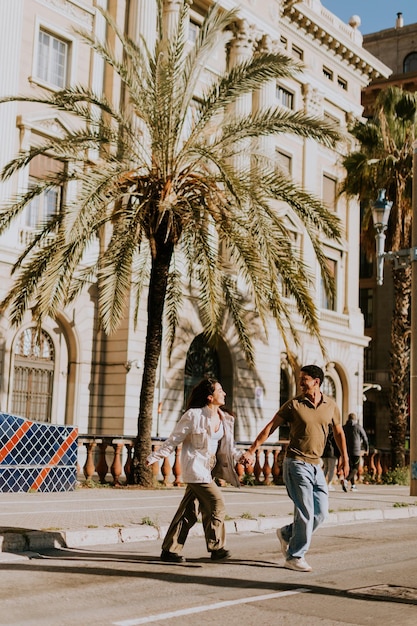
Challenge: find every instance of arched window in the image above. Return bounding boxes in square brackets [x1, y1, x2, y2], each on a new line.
[403, 52, 417, 73]
[12, 328, 55, 422]
[322, 375, 336, 398]
[184, 334, 220, 409]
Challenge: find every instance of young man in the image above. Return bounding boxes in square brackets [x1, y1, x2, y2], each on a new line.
[240, 365, 349, 572]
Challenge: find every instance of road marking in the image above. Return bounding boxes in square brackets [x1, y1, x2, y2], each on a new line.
[113, 588, 310, 625]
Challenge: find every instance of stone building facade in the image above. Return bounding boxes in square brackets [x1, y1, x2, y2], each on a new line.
[0, 0, 389, 443]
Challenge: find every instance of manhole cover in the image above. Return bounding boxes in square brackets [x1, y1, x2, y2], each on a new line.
[349, 585, 417, 602]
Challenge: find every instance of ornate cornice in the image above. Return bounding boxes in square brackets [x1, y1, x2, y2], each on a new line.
[34, 0, 94, 31]
[282, 1, 391, 81]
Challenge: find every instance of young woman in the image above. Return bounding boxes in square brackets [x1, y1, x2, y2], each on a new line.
[146, 378, 240, 562]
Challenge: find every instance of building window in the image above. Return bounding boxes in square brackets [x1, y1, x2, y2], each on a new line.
[278, 229, 300, 298]
[291, 45, 303, 60]
[276, 149, 292, 175]
[184, 98, 201, 140]
[337, 76, 348, 90]
[26, 186, 60, 229]
[276, 85, 294, 109]
[359, 288, 374, 328]
[24, 155, 64, 230]
[322, 174, 337, 211]
[364, 344, 374, 371]
[323, 66, 333, 81]
[12, 328, 55, 423]
[320, 258, 337, 311]
[322, 375, 336, 398]
[36, 29, 69, 88]
[403, 52, 417, 73]
[280, 35, 288, 48]
[188, 20, 200, 43]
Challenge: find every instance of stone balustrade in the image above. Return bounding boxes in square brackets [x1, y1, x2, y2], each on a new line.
[77, 436, 407, 487]
[77, 436, 287, 486]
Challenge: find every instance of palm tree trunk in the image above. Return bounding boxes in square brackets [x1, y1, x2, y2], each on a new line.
[389, 265, 411, 467]
[130, 237, 174, 486]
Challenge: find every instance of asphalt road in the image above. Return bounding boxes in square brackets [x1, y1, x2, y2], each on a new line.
[0, 517, 416, 625]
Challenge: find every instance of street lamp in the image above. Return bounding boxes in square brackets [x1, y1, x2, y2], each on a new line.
[371, 189, 392, 286]
[371, 173, 417, 495]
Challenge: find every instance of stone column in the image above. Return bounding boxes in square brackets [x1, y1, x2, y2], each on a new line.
[129, 0, 158, 50]
[161, 0, 192, 42]
[227, 19, 257, 172]
[301, 83, 323, 191]
[0, 1, 24, 207]
[253, 34, 277, 163]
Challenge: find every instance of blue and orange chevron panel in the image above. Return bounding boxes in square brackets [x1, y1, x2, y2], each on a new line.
[0, 412, 78, 492]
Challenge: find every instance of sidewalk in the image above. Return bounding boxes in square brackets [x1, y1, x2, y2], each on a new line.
[1, 482, 416, 558]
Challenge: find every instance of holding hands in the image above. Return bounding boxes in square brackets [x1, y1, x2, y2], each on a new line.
[239, 450, 255, 466]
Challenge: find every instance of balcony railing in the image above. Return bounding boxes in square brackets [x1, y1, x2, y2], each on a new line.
[77, 436, 287, 486]
[77, 436, 403, 486]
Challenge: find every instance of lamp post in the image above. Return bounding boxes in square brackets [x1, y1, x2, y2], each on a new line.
[371, 172, 417, 495]
[371, 189, 392, 286]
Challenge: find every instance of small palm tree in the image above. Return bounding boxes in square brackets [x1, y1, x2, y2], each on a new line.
[342, 86, 417, 467]
[0, 1, 341, 486]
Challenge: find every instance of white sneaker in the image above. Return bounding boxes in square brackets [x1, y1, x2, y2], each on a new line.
[284, 557, 312, 572]
[276, 528, 288, 557]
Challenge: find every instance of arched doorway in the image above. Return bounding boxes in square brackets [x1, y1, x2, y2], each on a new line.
[184, 334, 233, 410]
[11, 327, 55, 422]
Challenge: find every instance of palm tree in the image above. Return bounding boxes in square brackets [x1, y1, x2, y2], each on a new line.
[342, 86, 417, 467]
[0, 1, 341, 486]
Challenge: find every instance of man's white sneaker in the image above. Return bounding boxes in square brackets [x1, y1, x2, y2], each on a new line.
[284, 557, 312, 572]
[276, 528, 288, 557]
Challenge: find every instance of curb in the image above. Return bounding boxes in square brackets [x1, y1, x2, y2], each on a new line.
[1, 506, 416, 555]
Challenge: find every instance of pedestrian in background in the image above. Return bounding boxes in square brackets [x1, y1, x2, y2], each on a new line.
[240, 364, 349, 572]
[321, 430, 338, 490]
[342, 412, 369, 491]
[146, 378, 240, 563]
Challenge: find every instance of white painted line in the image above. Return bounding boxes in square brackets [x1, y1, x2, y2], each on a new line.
[113, 588, 310, 625]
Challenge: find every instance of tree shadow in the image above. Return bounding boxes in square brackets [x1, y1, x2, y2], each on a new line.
[0, 547, 416, 606]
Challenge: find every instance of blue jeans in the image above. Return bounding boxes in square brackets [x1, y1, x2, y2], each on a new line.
[281, 458, 328, 559]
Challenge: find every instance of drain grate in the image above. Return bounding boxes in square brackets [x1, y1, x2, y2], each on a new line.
[349, 585, 417, 602]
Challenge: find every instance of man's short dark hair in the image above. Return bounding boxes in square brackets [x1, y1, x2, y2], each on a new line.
[301, 364, 324, 385]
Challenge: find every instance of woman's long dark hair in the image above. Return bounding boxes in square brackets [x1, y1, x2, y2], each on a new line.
[186, 378, 218, 410]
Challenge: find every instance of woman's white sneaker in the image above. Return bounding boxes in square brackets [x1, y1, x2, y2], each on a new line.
[284, 557, 312, 572]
